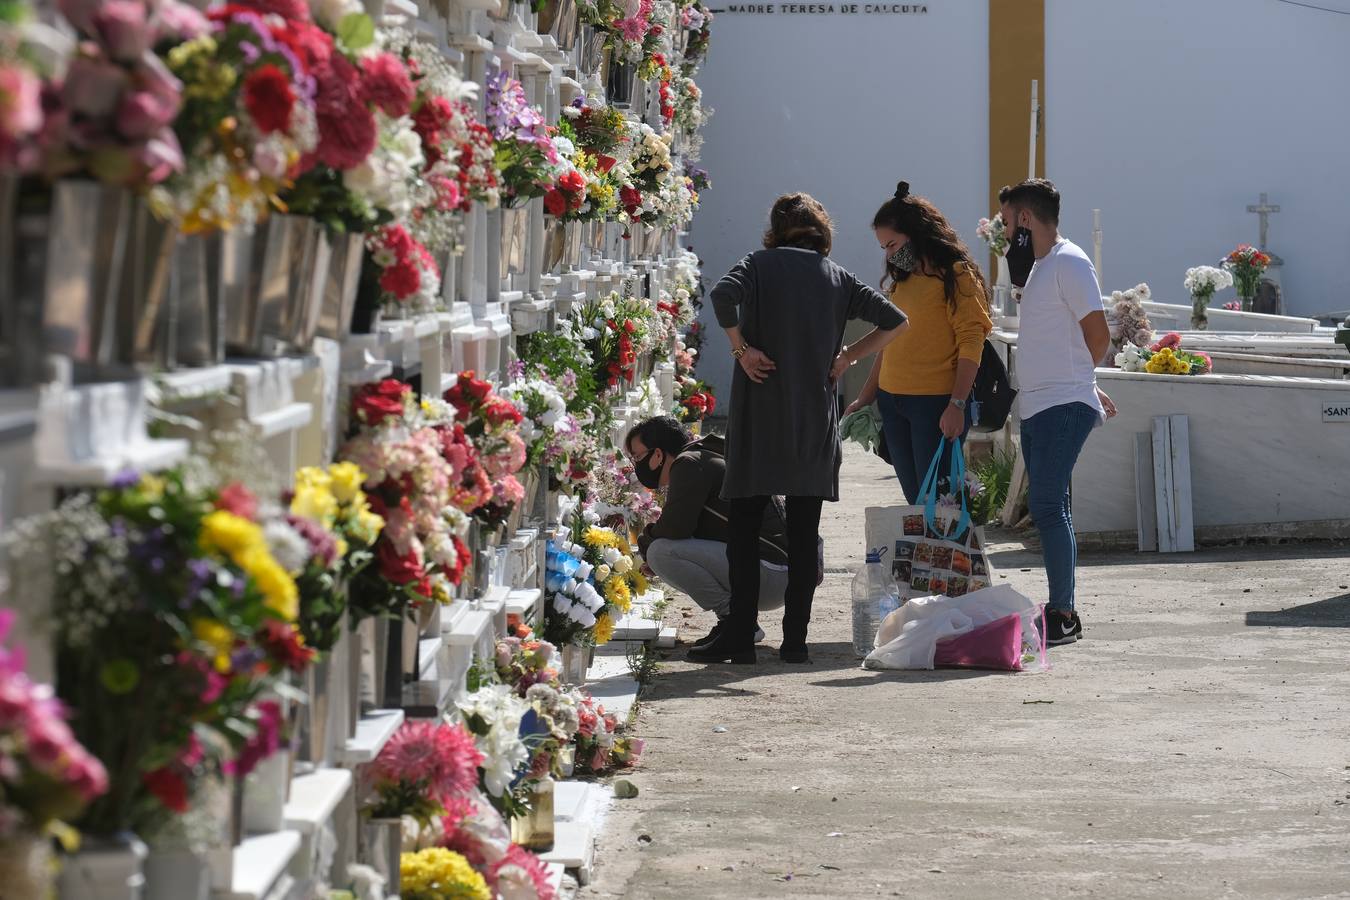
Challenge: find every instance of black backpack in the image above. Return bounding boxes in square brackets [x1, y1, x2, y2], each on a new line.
[969, 340, 1016, 432]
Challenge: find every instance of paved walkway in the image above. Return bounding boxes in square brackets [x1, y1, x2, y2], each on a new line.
[588, 445, 1350, 899]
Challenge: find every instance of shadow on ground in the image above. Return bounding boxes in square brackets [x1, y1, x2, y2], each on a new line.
[1245, 593, 1350, 628]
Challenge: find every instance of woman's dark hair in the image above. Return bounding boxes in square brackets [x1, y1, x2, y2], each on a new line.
[872, 181, 989, 306]
[625, 416, 693, 456]
[762, 193, 833, 255]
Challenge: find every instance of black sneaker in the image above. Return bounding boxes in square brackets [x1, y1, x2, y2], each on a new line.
[779, 644, 810, 664]
[1044, 610, 1083, 646]
[687, 636, 756, 665]
[692, 620, 765, 648]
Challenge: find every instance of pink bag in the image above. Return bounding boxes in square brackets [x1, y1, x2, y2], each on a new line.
[933, 612, 1024, 671]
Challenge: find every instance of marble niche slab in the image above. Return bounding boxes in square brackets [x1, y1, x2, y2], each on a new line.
[1071, 370, 1350, 543]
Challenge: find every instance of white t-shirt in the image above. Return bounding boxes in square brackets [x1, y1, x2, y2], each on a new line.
[1015, 239, 1106, 422]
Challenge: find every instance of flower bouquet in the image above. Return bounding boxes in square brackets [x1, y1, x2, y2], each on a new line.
[365, 720, 483, 828]
[678, 0, 714, 63]
[1222, 244, 1271, 312]
[674, 374, 716, 423]
[362, 221, 442, 317]
[484, 70, 558, 207]
[0, 610, 108, 897]
[4, 469, 320, 837]
[561, 291, 661, 389]
[0, 4, 50, 173]
[1107, 282, 1155, 355]
[576, 0, 667, 76]
[339, 379, 475, 620]
[443, 371, 529, 532]
[975, 212, 1009, 257]
[1182, 265, 1233, 330]
[1115, 331, 1213, 376]
[499, 376, 574, 469]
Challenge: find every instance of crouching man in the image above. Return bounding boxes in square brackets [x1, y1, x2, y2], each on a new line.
[625, 416, 822, 646]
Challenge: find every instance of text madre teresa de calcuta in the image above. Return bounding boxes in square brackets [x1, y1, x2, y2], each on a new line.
[716, 3, 929, 13]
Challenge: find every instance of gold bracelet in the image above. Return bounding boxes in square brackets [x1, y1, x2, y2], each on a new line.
[732, 344, 747, 359]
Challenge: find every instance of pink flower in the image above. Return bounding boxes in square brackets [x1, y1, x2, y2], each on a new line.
[1150, 332, 1182, 353]
[93, 0, 153, 62]
[489, 844, 558, 900]
[224, 700, 284, 777]
[613, 16, 647, 42]
[66, 750, 110, 802]
[373, 720, 483, 801]
[0, 65, 42, 144]
[154, 0, 209, 41]
[26, 715, 76, 769]
[116, 89, 175, 140]
[360, 53, 414, 118]
[63, 55, 129, 119]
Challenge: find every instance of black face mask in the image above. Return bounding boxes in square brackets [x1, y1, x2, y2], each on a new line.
[1005, 226, 1035, 287]
[888, 243, 918, 274]
[634, 450, 663, 490]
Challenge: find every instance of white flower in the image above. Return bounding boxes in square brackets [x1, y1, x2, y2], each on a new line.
[264, 520, 311, 574]
[346, 864, 387, 900]
[575, 562, 593, 581]
[612, 556, 633, 576]
[602, 547, 622, 566]
[596, 564, 611, 581]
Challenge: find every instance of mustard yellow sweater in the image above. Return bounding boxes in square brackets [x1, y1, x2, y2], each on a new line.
[878, 264, 993, 396]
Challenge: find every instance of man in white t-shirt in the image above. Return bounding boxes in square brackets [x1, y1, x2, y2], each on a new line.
[999, 179, 1117, 646]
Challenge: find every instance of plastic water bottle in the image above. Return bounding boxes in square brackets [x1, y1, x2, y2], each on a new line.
[852, 549, 893, 658]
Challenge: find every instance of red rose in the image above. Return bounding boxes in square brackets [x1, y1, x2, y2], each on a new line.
[312, 54, 376, 170]
[232, 0, 310, 21]
[483, 396, 523, 427]
[215, 482, 260, 520]
[259, 620, 315, 672]
[413, 95, 453, 161]
[360, 52, 414, 118]
[620, 186, 642, 212]
[353, 379, 410, 425]
[560, 170, 585, 194]
[143, 766, 189, 813]
[269, 19, 332, 73]
[379, 259, 421, 300]
[705, 393, 717, 415]
[376, 539, 425, 586]
[241, 64, 294, 135]
[623, 320, 636, 334]
[453, 372, 492, 404]
[596, 154, 617, 173]
[543, 188, 567, 217]
[379, 223, 415, 259]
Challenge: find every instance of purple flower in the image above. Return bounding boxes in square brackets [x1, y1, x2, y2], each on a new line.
[239, 40, 260, 64]
[230, 645, 266, 672]
[111, 468, 140, 489]
[286, 514, 338, 569]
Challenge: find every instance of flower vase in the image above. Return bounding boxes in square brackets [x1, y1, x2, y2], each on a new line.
[0, 834, 53, 900]
[300, 651, 333, 764]
[539, 0, 580, 49]
[578, 26, 606, 77]
[55, 833, 149, 900]
[242, 748, 291, 834]
[510, 779, 556, 852]
[993, 253, 1016, 323]
[360, 818, 403, 897]
[314, 230, 366, 341]
[560, 644, 591, 684]
[1191, 294, 1210, 330]
[1238, 290, 1255, 314]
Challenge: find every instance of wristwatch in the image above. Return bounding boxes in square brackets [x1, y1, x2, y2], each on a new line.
[949, 397, 967, 410]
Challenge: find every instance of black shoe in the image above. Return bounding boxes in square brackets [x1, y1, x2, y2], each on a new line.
[1044, 610, 1083, 646]
[687, 636, 755, 664]
[779, 645, 810, 664]
[692, 620, 765, 649]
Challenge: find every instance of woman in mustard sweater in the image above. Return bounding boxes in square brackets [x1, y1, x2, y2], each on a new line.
[845, 182, 994, 503]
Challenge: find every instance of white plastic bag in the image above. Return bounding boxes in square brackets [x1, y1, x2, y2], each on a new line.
[863, 584, 1047, 672]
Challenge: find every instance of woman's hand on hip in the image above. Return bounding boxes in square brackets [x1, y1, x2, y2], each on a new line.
[939, 403, 965, 440]
[739, 346, 776, 383]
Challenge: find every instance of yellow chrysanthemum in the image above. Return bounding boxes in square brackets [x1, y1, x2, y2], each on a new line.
[291, 483, 339, 527]
[136, 474, 166, 501]
[584, 527, 621, 549]
[1144, 347, 1191, 375]
[191, 618, 236, 674]
[239, 545, 299, 622]
[593, 613, 615, 645]
[399, 848, 491, 900]
[631, 569, 650, 596]
[327, 461, 366, 504]
[604, 575, 632, 613]
[200, 510, 266, 561]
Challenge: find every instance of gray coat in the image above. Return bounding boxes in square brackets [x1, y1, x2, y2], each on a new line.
[711, 247, 906, 501]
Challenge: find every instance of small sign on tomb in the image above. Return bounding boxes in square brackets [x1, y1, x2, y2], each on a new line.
[1323, 403, 1350, 423]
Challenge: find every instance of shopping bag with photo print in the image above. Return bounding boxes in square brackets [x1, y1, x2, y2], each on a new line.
[864, 438, 993, 605]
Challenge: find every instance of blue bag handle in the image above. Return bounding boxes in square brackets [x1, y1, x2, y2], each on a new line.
[919, 437, 971, 540]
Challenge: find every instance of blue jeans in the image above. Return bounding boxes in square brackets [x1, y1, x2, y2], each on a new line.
[1020, 402, 1099, 613]
[876, 391, 971, 504]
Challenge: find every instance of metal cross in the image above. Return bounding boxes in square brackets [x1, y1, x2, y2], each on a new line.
[1246, 193, 1280, 250]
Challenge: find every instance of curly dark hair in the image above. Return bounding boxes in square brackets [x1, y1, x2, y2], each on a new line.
[872, 181, 989, 306]
[762, 192, 833, 255]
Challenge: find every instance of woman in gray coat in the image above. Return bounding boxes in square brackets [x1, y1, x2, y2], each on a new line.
[689, 193, 907, 665]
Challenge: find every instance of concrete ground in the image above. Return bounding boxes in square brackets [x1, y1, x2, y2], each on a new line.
[586, 445, 1350, 899]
